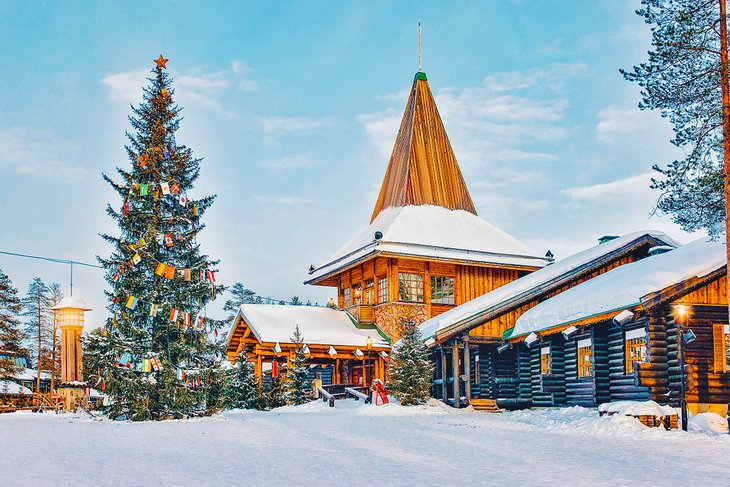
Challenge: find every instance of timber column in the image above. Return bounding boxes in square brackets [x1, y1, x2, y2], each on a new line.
[51, 296, 92, 412]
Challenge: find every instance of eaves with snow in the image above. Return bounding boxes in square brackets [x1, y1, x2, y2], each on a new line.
[511, 237, 726, 337]
[227, 304, 390, 349]
[305, 204, 549, 284]
[417, 230, 681, 345]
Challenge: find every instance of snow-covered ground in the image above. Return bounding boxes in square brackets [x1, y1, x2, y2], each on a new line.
[1, 401, 728, 486]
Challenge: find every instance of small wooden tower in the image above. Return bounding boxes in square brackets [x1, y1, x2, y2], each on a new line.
[306, 71, 550, 341]
[51, 296, 92, 411]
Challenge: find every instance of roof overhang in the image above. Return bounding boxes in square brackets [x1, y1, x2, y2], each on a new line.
[505, 264, 727, 342]
[306, 240, 548, 286]
[425, 234, 677, 346]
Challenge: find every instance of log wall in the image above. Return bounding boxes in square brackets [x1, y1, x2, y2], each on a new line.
[530, 336, 566, 407]
[666, 305, 730, 406]
[608, 316, 652, 402]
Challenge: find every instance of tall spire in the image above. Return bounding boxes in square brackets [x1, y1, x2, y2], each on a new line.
[370, 72, 477, 222]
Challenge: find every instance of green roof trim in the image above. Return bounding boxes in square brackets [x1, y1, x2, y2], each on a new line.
[345, 312, 391, 344]
[503, 327, 515, 340]
[414, 71, 428, 81]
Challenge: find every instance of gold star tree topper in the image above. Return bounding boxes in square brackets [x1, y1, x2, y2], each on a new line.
[154, 55, 169, 69]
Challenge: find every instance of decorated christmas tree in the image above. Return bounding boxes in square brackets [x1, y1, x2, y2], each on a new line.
[287, 325, 310, 405]
[389, 320, 434, 405]
[223, 349, 263, 410]
[85, 55, 224, 421]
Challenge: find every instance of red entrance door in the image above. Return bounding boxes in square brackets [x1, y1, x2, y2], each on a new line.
[352, 367, 363, 387]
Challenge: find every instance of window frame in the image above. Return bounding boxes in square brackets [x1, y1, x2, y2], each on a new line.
[624, 328, 648, 374]
[577, 338, 593, 378]
[540, 345, 551, 375]
[364, 279, 374, 305]
[398, 272, 424, 303]
[376, 276, 388, 304]
[430, 275, 455, 305]
[343, 287, 351, 307]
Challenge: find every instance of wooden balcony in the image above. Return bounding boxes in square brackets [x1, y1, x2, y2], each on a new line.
[344, 303, 374, 324]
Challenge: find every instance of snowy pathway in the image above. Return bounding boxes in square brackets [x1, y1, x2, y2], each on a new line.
[0, 401, 728, 486]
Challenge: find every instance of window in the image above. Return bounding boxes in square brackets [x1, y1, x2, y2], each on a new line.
[713, 323, 730, 373]
[398, 273, 424, 302]
[577, 338, 593, 378]
[377, 276, 388, 304]
[625, 328, 647, 374]
[540, 346, 551, 375]
[343, 287, 351, 307]
[430, 276, 455, 304]
[364, 279, 374, 305]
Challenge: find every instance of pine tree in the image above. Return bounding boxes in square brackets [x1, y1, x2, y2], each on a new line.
[0, 268, 25, 379]
[223, 282, 257, 321]
[223, 349, 263, 409]
[264, 374, 287, 409]
[621, 0, 726, 234]
[287, 325, 311, 405]
[290, 296, 302, 306]
[21, 278, 52, 371]
[88, 55, 224, 421]
[389, 320, 434, 406]
[48, 283, 63, 390]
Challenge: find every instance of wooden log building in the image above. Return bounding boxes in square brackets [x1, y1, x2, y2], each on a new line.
[226, 304, 390, 387]
[305, 71, 549, 344]
[505, 238, 729, 416]
[417, 231, 681, 408]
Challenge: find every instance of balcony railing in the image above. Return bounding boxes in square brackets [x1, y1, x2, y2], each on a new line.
[344, 303, 374, 324]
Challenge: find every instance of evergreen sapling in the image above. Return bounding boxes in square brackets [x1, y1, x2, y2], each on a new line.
[287, 325, 311, 405]
[389, 320, 434, 406]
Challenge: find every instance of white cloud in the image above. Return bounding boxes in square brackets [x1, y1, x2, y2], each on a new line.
[101, 60, 259, 111]
[595, 106, 643, 143]
[260, 116, 333, 134]
[0, 128, 86, 182]
[100, 68, 149, 105]
[258, 154, 316, 169]
[483, 63, 589, 92]
[254, 195, 308, 205]
[231, 60, 259, 92]
[562, 173, 653, 201]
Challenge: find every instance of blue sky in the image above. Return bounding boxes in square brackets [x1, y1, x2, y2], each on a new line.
[0, 1, 698, 328]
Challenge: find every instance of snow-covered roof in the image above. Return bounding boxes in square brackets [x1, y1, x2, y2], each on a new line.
[234, 304, 390, 349]
[418, 230, 680, 343]
[12, 367, 52, 381]
[0, 380, 32, 395]
[306, 205, 548, 283]
[512, 237, 725, 337]
[51, 295, 92, 311]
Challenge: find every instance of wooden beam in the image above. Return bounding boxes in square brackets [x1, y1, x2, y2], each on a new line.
[255, 355, 262, 385]
[463, 339, 471, 404]
[440, 347, 448, 403]
[452, 341, 461, 408]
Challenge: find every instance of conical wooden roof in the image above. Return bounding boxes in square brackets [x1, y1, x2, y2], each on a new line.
[371, 72, 477, 222]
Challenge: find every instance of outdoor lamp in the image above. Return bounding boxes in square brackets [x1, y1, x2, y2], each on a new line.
[366, 336, 373, 351]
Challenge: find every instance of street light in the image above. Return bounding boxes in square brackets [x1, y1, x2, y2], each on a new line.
[675, 304, 694, 431]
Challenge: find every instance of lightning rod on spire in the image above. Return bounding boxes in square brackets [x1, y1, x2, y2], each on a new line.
[418, 22, 422, 71]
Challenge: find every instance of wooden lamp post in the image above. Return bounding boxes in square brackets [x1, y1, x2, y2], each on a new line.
[51, 296, 92, 412]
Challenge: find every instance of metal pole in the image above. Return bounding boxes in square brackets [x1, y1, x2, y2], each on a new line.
[678, 321, 688, 431]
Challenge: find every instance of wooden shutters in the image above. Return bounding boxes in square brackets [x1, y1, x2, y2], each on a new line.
[713, 323, 728, 373]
